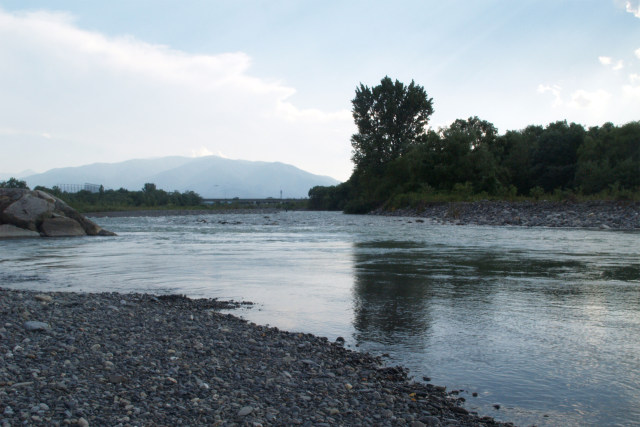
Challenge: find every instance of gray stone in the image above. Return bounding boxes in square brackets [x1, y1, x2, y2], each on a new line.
[0, 224, 40, 238]
[40, 217, 86, 237]
[23, 321, 50, 331]
[1, 191, 54, 230]
[0, 188, 115, 238]
[237, 406, 253, 416]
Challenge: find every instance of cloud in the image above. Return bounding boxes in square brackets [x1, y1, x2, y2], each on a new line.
[537, 84, 563, 107]
[191, 147, 214, 157]
[623, 73, 640, 100]
[0, 8, 354, 180]
[599, 56, 612, 65]
[626, 1, 640, 18]
[568, 89, 612, 109]
[538, 84, 611, 110]
[636, 48, 640, 59]
[599, 56, 624, 70]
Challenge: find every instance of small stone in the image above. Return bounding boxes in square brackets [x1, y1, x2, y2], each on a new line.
[24, 321, 50, 331]
[34, 294, 53, 303]
[90, 344, 101, 351]
[76, 417, 89, 427]
[345, 383, 353, 390]
[3, 406, 14, 415]
[422, 416, 440, 427]
[237, 406, 253, 416]
[107, 374, 126, 384]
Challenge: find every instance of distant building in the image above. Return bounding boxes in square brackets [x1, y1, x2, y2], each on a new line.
[56, 183, 102, 193]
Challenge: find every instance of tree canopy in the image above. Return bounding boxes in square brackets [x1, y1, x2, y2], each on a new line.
[309, 77, 640, 213]
[351, 76, 434, 174]
[0, 178, 29, 189]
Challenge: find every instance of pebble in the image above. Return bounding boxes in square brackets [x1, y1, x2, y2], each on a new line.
[238, 406, 253, 416]
[34, 294, 53, 303]
[23, 321, 50, 331]
[0, 288, 511, 426]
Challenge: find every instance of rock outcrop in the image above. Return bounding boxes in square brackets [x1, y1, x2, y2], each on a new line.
[0, 188, 116, 238]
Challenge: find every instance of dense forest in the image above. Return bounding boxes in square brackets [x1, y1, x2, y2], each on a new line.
[0, 179, 204, 212]
[309, 77, 640, 213]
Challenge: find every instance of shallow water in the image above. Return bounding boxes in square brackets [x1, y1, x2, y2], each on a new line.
[1, 211, 639, 426]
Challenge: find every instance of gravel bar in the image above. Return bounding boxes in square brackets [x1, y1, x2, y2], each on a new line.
[0, 289, 512, 426]
[374, 200, 639, 229]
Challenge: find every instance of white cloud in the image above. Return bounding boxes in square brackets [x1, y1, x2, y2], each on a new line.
[0, 8, 354, 180]
[599, 56, 623, 70]
[537, 83, 563, 107]
[626, 1, 640, 18]
[599, 56, 612, 65]
[636, 48, 640, 59]
[623, 73, 640, 100]
[568, 89, 612, 109]
[191, 147, 214, 157]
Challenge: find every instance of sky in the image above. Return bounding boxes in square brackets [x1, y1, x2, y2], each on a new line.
[1, 1, 639, 182]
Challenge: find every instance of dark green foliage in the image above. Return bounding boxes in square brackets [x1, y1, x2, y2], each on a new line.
[32, 183, 204, 212]
[0, 178, 29, 189]
[309, 76, 640, 212]
[351, 76, 434, 175]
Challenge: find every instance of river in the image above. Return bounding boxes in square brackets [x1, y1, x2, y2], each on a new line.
[1, 211, 639, 426]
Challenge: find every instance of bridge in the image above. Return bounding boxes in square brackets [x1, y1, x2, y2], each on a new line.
[202, 198, 304, 206]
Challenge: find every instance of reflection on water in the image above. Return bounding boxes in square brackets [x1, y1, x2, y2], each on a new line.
[1, 212, 639, 426]
[350, 236, 640, 427]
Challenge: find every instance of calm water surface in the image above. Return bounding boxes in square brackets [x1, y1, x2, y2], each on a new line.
[1, 211, 639, 426]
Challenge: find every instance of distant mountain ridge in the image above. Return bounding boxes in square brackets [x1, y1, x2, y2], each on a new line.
[23, 156, 340, 198]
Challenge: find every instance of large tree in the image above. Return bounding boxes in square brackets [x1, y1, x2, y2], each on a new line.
[351, 77, 434, 173]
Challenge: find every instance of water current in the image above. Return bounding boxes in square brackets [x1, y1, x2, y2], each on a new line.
[1, 211, 639, 426]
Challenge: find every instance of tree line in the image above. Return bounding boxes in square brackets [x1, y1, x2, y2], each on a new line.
[309, 77, 640, 213]
[0, 179, 204, 212]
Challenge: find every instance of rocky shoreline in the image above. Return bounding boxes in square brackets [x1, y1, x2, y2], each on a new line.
[373, 200, 640, 230]
[88, 201, 640, 230]
[0, 289, 511, 426]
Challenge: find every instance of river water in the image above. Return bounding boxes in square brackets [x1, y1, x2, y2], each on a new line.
[1, 211, 639, 426]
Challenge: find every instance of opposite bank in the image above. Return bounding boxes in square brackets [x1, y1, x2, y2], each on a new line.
[374, 200, 639, 230]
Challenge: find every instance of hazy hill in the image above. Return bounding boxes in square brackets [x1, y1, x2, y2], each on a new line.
[23, 156, 340, 198]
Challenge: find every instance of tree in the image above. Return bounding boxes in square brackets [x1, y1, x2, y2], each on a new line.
[351, 76, 434, 174]
[0, 177, 29, 189]
[142, 183, 157, 193]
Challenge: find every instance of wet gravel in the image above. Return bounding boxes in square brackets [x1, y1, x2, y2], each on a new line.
[375, 200, 639, 229]
[0, 289, 511, 426]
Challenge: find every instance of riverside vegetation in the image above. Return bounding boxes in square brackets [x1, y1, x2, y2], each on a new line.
[308, 77, 640, 213]
[0, 179, 307, 214]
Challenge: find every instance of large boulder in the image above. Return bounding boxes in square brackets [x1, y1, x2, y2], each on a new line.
[0, 224, 41, 238]
[0, 188, 116, 238]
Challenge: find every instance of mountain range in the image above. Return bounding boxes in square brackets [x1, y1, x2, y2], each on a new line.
[21, 156, 340, 198]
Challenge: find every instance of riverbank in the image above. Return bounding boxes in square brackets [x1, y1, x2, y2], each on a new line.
[0, 288, 510, 426]
[373, 200, 640, 229]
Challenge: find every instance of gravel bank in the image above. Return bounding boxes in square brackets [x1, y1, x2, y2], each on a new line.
[0, 289, 510, 426]
[374, 200, 639, 229]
